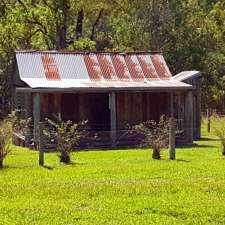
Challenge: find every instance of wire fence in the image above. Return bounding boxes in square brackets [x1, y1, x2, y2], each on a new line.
[13, 118, 197, 151]
[10, 103, 209, 151]
[202, 110, 225, 118]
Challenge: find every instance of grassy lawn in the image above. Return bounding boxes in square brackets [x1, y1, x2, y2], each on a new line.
[0, 121, 225, 225]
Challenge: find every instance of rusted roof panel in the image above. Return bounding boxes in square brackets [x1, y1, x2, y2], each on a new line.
[151, 54, 172, 80]
[97, 54, 117, 80]
[84, 54, 102, 80]
[137, 55, 159, 80]
[110, 55, 131, 80]
[124, 55, 145, 81]
[15, 51, 192, 90]
[41, 55, 61, 80]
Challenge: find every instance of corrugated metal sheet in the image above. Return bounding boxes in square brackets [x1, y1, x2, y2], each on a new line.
[124, 55, 145, 81]
[137, 55, 159, 80]
[19, 78, 191, 89]
[54, 54, 90, 79]
[97, 54, 117, 80]
[172, 71, 201, 81]
[151, 54, 171, 80]
[84, 54, 103, 80]
[110, 54, 131, 80]
[41, 55, 61, 80]
[15, 51, 192, 90]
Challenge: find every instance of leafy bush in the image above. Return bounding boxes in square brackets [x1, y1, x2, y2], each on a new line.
[8, 110, 32, 134]
[133, 116, 170, 160]
[0, 119, 12, 168]
[212, 115, 225, 155]
[45, 116, 87, 164]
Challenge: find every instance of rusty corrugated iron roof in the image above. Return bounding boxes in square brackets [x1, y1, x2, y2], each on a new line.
[15, 51, 192, 90]
[41, 55, 61, 80]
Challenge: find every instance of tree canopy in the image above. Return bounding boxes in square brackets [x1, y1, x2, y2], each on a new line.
[0, 0, 224, 110]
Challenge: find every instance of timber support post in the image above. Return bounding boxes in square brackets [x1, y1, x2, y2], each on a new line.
[207, 108, 211, 133]
[38, 122, 44, 166]
[169, 92, 175, 160]
[196, 79, 201, 139]
[33, 92, 44, 166]
[109, 92, 117, 147]
[24, 92, 32, 147]
[185, 91, 194, 145]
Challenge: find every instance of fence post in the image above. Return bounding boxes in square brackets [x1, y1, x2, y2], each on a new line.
[33, 92, 44, 166]
[38, 122, 44, 166]
[109, 92, 117, 147]
[169, 93, 176, 160]
[207, 108, 211, 133]
[185, 91, 194, 145]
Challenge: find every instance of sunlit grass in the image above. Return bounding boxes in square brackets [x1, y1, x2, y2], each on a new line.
[0, 120, 224, 224]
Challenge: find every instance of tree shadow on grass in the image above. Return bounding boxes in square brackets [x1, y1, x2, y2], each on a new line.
[42, 160, 87, 169]
[59, 161, 87, 167]
[199, 137, 219, 141]
[1, 161, 88, 170]
[177, 143, 217, 150]
[42, 165, 53, 170]
[2, 165, 40, 170]
[193, 144, 218, 148]
[176, 159, 190, 163]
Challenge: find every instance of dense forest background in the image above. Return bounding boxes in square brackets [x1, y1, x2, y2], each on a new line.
[0, 0, 224, 111]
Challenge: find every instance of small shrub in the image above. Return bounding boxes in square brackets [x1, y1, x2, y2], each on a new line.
[45, 116, 87, 164]
[8, 110, 32, 134]
[0, 119, 12, 168]
[133, 116, 169, 160]
[212, 115, 225, 155]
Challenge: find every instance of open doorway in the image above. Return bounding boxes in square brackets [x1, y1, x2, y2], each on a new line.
[61, 93, 111, 131]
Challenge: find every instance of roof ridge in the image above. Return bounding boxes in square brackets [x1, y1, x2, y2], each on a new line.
[15, 50, 162, 55]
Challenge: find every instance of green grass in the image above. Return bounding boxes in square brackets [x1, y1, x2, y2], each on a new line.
[0, 121, 225, 225]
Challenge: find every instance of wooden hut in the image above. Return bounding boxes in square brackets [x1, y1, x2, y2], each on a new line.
[13, 51, 201, 149]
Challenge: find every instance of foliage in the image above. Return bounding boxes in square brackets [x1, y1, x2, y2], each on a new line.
[45, 116, 87, 164]
[212, 115, 225, 155]
[67, 38, 96, 51]
[0, 0, 224, 110]
[8, 109, 32, 135]
[133, 116, 170, 160]
[0, 119, 12, 168]
[0, 123, 224, 224]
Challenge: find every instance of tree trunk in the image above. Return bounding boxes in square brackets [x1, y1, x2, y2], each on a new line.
[60, 151, 71, 164]
[152, 148, 161, 160]
[90, 9, 104, 41]
[0, 159, 3, 169]
[76, 9, 84, 40]
[222, 144, 225, 156]
[55, 0, 69, 50]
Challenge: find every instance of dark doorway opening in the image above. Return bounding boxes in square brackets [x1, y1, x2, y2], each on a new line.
[61, 93, 110, 131]
[88, 93, 110, 131]
[61, 93, 78, 122]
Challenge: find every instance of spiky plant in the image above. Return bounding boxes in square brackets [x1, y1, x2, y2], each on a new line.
[213, 115, 225, 155]
[45, 115, 87, 164]
[133, 116, 170, 160]
[0, 119, 12, 168]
